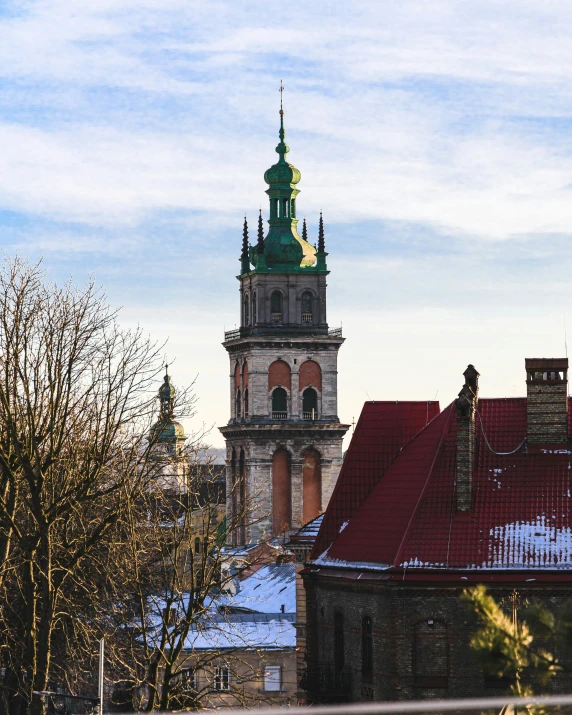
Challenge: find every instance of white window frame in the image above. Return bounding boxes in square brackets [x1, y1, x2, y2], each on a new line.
[214, 665, 230, 691]
[263, 665, 282, 692]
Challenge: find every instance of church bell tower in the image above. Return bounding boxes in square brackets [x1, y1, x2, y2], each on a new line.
[220, 96, 349, 544]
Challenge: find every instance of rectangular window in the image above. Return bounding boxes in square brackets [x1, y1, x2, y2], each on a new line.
[263, 665, 281, 692]
[214, 665, 230, 691]
[179, 668, 197, 692]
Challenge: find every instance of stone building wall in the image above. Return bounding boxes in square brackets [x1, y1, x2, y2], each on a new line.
[304, 573, 572, 703]
[222, 424, 346, 542]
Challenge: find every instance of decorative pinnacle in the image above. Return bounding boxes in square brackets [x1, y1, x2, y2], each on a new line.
[241, 216, 249, 258]
[318, 211, 325, 253]
[302, 217, 308, 242]
[240, 216, 250, 273]
[257, 209, 265, 254]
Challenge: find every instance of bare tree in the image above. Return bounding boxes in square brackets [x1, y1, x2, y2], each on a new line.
[0, 257, 190, 715]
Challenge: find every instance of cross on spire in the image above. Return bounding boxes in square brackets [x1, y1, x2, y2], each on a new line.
[279, 80, 284, 112]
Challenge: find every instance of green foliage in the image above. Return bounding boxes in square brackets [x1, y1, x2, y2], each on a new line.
[462, 585, 562, 708]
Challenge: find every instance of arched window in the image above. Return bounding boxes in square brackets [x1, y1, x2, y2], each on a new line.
[413, 620, 449, 688]
[244, 294, 250, 326]
[334, 612, 345, 675]
[244, 387, 249, 418]
[303, 387, 318, 419]
[362, 616, 373, 682]
[301, 291, 313, 323]
[272, 387, 287, 418]
[271, 291, 283, 322]
[194, 537, 201, 555]
[235, 389, 241, 419]
[252, 291, 257, 325]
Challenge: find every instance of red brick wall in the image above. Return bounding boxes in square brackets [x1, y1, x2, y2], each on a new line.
[234, 361, 241, 389]
[268, 360, 292, 390]
[299, 360, 322, 391]
[242, 361, 249, 387]
[272, 448, 291, 535]
[302, 448, 321, 522]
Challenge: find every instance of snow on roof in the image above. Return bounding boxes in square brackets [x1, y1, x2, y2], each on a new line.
[185, 614, 295, 652]
[221, 563, 295, 614]
[183, 563, 296, 653]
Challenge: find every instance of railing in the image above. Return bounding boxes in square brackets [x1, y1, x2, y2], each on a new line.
[196, 693, 572, 713]
[303, 411, 318, 420]
[225, 325, 342, 340]
[224, 328, 241, 341]
[271, 312, 283, 323]
[272, 412, 288, 420]
[302, 313, 313, 323]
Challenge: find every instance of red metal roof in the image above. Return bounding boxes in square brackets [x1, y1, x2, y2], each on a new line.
[312, 400, 440, 559]
[312, 397, 572, 574]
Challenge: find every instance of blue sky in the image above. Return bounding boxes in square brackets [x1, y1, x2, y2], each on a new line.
[2, 0, 572, 446]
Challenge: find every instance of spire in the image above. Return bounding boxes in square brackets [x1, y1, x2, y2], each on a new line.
[276, 79, 289, 163]
[302, 217, 308, 242]
[240, 216, 250, 274]
[318, 212, 325, 253]
[257, 209, 265, 254]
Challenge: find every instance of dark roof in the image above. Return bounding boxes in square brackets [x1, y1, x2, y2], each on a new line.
[312, 401, 440, 559]
[311, 397, 572, 577]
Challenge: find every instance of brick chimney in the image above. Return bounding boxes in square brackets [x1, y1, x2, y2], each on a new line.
[456, 364, 479, 512]
[525, 358, 569, 444]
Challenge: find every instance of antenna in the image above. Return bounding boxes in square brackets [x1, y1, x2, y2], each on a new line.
[565, 313, 568, 359]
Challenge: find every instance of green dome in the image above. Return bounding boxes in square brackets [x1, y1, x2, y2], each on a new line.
[258, 107, 316, 271]
[264, 159, 301, 187]
[151, 419, 185, 441]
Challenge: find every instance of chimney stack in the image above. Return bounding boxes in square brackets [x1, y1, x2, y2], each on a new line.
[456, 364, 479, 512]
[525, 358, 568, 444]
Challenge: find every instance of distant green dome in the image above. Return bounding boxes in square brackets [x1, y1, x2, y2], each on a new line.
[151, 419, 185, 441]
[150, 368, 185, 443]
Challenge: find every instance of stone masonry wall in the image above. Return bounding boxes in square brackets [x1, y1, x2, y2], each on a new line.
[304, 574, 572, 703]
[224, 427, 346, 542]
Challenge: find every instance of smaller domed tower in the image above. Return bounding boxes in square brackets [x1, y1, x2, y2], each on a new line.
[220, 99, 349, 544]
[149, 369, 187, 493]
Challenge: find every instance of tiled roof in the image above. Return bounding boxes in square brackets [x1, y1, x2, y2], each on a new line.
[312, 401, 440, 559]
[312, 397, 572, 574]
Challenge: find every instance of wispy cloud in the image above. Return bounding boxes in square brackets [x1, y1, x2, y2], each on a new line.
[1, 0, 572, 442]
